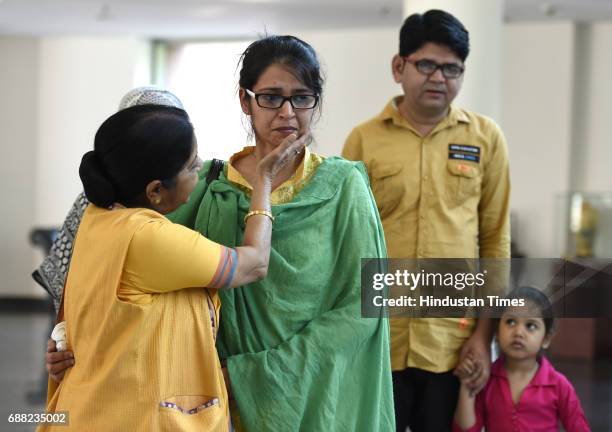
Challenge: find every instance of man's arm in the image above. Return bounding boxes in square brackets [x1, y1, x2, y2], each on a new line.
[478, 123, 511, 259]
[459, 122, 512, 393]
[341, 128, 364, 161]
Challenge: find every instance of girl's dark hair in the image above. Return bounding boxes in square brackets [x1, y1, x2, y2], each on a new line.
[501, 286, 555, 336]
[238, 35, 324, 98]
[79, 104, 194, 208]
[399, 9, 470, 61]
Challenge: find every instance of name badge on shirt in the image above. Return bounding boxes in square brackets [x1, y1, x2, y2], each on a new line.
[448, 144, 480, 163]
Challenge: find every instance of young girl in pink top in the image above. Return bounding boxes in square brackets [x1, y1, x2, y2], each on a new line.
[453, 286, 590, 432]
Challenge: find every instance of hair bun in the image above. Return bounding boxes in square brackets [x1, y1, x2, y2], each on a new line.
[79, 151, 116, 208]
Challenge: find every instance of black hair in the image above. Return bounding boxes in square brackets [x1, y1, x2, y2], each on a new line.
[399, 9, 470, 61]
[500, 286, 555, 336]
[79, 105, 194, 209]
[238, 35, 324, 99]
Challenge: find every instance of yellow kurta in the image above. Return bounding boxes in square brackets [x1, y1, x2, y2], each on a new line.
[40, 205, 231, 432]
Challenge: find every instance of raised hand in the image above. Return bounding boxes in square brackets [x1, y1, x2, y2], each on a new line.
[255, 132, 310, 180]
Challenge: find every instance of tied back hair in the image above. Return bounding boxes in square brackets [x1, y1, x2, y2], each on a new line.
[79, 105, 194, 208]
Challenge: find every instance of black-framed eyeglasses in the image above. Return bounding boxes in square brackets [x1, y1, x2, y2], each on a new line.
[245, 89, 319, 110]
[404, 58, 465, 79]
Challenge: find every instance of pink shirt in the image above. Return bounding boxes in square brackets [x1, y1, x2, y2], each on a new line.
[453, 357, 590, 432]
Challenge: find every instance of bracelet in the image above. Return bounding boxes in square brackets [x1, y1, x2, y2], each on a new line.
[244, 210, 274, 223]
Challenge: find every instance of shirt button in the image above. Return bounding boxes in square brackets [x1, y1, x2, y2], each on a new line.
[423, 175, 428, 181]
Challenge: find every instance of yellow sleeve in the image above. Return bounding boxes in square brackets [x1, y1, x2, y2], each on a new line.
[121, 219, 238, 296]
[341, 128, 363, 161]
[478, 123, 511, 259]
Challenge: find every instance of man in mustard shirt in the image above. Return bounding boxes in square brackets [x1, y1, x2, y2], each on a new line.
[342, 10, 510, 432]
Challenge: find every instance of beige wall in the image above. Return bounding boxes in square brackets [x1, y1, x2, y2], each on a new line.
[0, 37, 40, 297]
[584, 22, 612, 193]
[0, 36, 150, 297]
[2, 20, 612, 297]
[295, 27, 399, 156]
[36, 37, 151, 226]
[501, 22, 575, 258]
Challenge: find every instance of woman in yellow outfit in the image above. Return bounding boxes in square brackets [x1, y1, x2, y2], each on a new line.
[38, 104, 306, 431]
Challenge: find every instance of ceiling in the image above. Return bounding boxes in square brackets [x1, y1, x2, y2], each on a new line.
[0, 0, 611, 39]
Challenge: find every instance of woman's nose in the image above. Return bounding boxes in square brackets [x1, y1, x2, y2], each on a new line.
[278, 99, 295, 117]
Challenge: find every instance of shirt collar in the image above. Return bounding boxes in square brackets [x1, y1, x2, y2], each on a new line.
[378, 95, 470, 135]
[530, 356, 558, 387]
[227, 145, 311, 187]
[227, 145, 322, 205]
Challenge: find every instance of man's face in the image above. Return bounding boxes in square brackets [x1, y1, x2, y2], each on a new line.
[393, 42, 464, 117]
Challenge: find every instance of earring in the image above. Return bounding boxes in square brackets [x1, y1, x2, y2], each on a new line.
[154, 198, 161, 205]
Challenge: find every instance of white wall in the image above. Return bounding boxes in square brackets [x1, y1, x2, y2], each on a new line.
[165, 41, 252, 161]
[0, 37, 40, 297]
[0, 36, 151, 297]
[3, 21, 612, 297]
[296, 28, 399, 156]
[583, 22, 612, 193]
[36, 37, 151, 226]
[501, 22, 575, 258]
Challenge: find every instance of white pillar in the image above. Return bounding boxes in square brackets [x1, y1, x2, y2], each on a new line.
[402, 0, 504, 120]
[568, 23, 591, 193]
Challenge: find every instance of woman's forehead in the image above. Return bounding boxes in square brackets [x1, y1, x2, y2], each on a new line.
[254, 64, 310, 91]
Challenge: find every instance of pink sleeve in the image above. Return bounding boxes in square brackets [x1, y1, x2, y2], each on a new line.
[557, 375, 591, 432]
[452, 391, 486, 432]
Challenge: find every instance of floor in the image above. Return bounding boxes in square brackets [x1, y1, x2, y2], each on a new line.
[0, 308, 611, 431]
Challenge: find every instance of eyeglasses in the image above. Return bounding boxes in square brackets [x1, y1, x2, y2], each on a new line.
[404, 59, 465, 79]
[245, 89, 319, 110]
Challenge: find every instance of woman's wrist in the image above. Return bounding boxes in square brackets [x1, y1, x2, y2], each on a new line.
[252, 172, 273, 188]
[251, 176, 273, 204]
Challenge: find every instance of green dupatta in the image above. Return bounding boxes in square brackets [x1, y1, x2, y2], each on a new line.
[169, 157, 394, 431]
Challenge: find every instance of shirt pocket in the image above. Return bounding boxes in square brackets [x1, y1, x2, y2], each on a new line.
[159, 395, 226, 431]
[370, 163, 406, 219]
[445, 160, 482, 207]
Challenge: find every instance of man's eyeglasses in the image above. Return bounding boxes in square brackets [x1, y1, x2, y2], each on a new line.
[404, 59, 465, 79]
[245, 89, 319, 110]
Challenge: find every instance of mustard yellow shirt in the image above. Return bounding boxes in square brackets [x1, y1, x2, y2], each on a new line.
[41, 206, 232, 432]
[343, 97, 511, 373]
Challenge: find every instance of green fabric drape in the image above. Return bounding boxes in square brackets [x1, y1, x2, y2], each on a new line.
[169, 157, 394, 431]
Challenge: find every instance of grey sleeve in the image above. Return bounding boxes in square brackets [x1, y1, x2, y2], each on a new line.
[33, 192, 89, 312]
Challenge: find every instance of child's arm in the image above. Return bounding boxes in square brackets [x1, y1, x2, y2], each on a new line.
[453, 355, 484, 432]
[557, 374, 591, 432]
[453, 382, 478, 431]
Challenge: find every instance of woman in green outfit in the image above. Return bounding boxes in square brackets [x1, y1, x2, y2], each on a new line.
[45, 35, 394, 431]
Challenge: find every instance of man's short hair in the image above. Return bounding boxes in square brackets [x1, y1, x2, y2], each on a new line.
[399, 9, 470, 61]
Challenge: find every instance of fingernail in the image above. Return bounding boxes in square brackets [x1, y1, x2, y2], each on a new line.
[70, 360, 75, 365]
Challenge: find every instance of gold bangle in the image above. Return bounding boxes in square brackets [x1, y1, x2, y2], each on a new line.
[244, 210, 274, 223]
